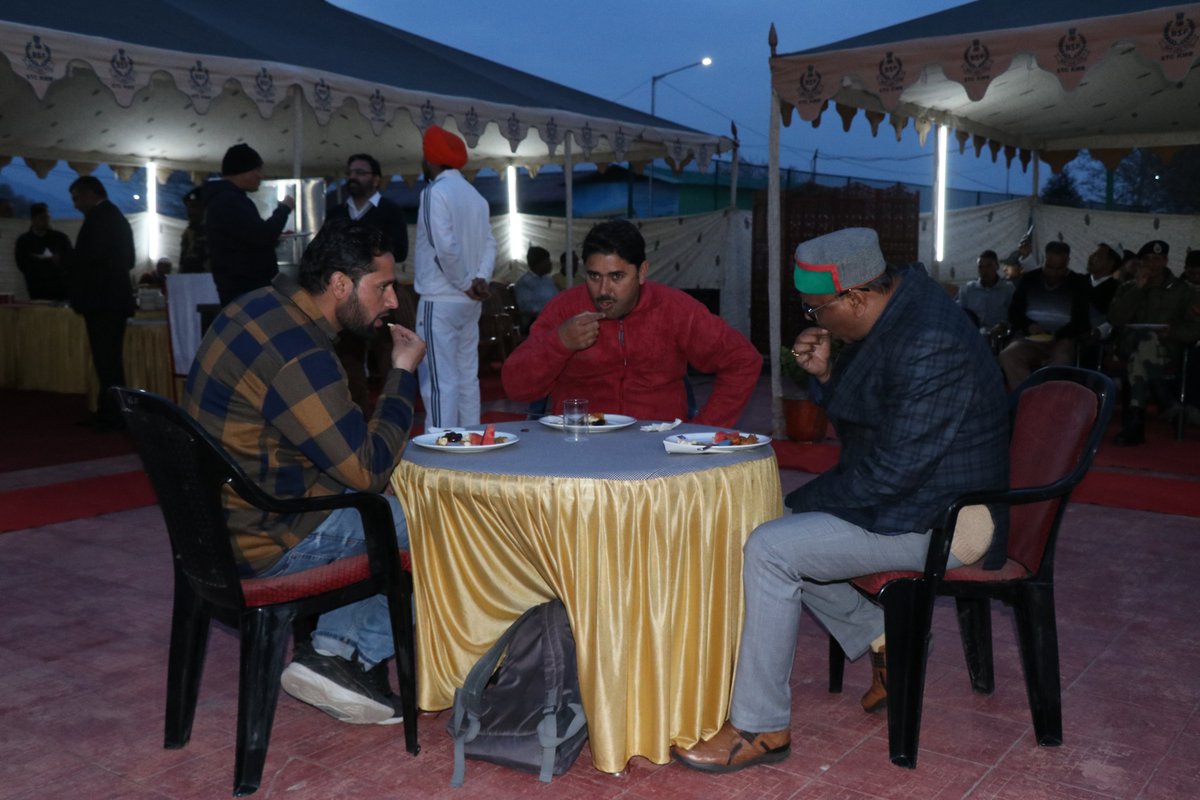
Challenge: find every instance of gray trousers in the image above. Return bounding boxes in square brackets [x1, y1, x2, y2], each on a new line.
[729, 512, 961, 732]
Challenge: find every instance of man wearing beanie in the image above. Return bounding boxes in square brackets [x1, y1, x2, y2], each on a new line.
[413, 124, 496, 427]
[674, 228, 1009, 773]
[204, 143, 296, 305]
[1107, 239, 1200, 444]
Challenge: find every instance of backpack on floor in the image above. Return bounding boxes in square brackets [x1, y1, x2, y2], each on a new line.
[447, 599, 588, 787]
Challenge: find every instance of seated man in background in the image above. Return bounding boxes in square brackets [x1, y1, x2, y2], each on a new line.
[1107, 240, 1200, 445]
[957, 249, 1014, 350]
[501, 219, 761, 427]
[513, 245, 559, 331]
[673, 228, 1008, 773]
[998, 241, 1090, 389]
[186, 219, 426, 724]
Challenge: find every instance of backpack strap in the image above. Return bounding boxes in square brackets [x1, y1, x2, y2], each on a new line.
[536, 697, 586, 783]
[447, 604, 542, 788]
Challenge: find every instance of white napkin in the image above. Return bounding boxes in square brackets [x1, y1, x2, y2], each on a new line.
[640, 418, 682, 432]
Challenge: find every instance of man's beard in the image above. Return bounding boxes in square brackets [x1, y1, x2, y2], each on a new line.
[347, 179, 371, 199]
[336, 290, 378, 338]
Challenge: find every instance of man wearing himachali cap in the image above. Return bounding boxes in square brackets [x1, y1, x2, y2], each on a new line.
[674, 228, 1010, 773]
[413, 124, 497, 428]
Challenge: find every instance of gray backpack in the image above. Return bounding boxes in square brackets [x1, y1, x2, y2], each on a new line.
[447, 600, 588, 786]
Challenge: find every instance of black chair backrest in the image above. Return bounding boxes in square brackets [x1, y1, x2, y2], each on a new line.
[113, 387, 249, 609]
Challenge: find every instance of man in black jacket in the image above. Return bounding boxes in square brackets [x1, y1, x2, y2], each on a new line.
[998, 240, 1091, 389]
[324, 153, 410, 411]
[204, 143, 295, 305]
[68, 176, 136, 431]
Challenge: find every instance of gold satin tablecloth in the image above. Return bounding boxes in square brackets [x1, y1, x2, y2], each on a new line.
[0, 304, 173, 407]
[391, 422, 782, 773]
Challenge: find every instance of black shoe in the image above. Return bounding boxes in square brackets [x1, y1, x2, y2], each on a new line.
[280, 643, 403, 725]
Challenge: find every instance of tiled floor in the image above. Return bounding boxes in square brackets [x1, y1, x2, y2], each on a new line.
[3, 378, 1198, 799]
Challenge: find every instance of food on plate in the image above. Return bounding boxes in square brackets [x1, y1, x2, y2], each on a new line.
[712, 430, 759, 446]
[586, 412, 607, 426]
[434, 428, 509, 447]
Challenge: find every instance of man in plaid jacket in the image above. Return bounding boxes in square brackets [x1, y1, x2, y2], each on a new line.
[187, 219, 425, 725]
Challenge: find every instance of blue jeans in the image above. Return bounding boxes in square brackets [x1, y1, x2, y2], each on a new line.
[258, 495, 409, 670]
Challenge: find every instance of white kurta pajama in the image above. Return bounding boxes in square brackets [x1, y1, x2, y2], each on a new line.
[413, 169, 496, 427]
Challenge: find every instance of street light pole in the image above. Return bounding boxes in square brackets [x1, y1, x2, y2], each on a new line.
[647, 56, 711, 216]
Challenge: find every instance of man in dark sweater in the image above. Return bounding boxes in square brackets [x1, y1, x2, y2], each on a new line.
[14, 203, 72, 301]
[998, 240, 1090, 389]
[204, 143, 295, 305]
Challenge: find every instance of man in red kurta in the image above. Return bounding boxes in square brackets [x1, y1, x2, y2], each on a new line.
[501, 219, 761, 427]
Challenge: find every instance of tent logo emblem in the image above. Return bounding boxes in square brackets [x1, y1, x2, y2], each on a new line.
[962, 39, 993, 77]
[579, 123, 595, 152]
[463, 107, 481, 137]
[23, 35, 53, 75]
[544, 117, 560, 146]
[1055, 28, 1089, 70]
[798, 65, 823, 101]
[612, 126, 628, 160]
[368, 90, 386, 121]
[877, 51, 905, 90]
[188, 61, 211, 95]
[420, 100, 437, 126]
[1162, 12, 1197, 56]
[254, 68, 275, 102]
[109, 49, 135, 86]
[312, 80, 332, 112]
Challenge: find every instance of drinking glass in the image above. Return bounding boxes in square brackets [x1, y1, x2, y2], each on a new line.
[562, 398, 589, 443]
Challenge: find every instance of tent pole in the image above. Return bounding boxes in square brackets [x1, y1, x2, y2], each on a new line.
[1031, 156, 1039, 198]
[768, 90, 783, 439]
[565, 136, 574, 286]
[292, 90, 304, 252]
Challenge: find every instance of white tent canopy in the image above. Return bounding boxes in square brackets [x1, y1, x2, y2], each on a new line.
[0, 0, 732, 180]
[763, 1, 1200, 434]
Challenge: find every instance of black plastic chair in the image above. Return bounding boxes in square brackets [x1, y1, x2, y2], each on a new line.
[112, 387, 419, 796]
[827, 366, 1115, 768]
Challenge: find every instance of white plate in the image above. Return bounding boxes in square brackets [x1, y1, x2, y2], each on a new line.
[664, 432, 771, 453]
[411, 430, 519, 452]
[538, 413, 637, 432]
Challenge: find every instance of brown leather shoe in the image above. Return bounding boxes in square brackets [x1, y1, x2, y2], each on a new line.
[672, 721, 790, 773]
[860, 645, 887, 713]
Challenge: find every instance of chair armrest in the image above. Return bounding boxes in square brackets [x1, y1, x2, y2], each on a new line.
[922, 480, 1081, 579]
[229, 480, 406, 584]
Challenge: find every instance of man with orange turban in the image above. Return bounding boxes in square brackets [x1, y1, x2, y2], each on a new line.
[413, 124, 496, 427]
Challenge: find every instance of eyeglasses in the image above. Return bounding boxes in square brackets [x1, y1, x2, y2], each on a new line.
[800, 289, 855, 322]
[346, 169, 374, 177]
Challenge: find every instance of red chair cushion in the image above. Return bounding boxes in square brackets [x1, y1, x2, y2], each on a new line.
[851, 557, 1033, 596]
[241, 551, 412, 607]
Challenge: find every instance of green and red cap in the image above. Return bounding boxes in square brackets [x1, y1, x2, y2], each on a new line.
[793, 228, 886, 294]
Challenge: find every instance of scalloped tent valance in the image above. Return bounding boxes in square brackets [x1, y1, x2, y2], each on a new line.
[769, 1, 1200, 172]
[0, 0, 731, 179]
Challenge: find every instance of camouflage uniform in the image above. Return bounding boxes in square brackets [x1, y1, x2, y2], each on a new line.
[1108, 269, 1200, 409]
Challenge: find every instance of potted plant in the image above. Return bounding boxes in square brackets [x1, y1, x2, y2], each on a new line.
[779, 346, 828, 442]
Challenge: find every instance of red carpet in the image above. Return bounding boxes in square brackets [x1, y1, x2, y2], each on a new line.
[0, 470, 156, 533]
[1073, 470, 1200, 517]
[0, 390, 136, 472]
